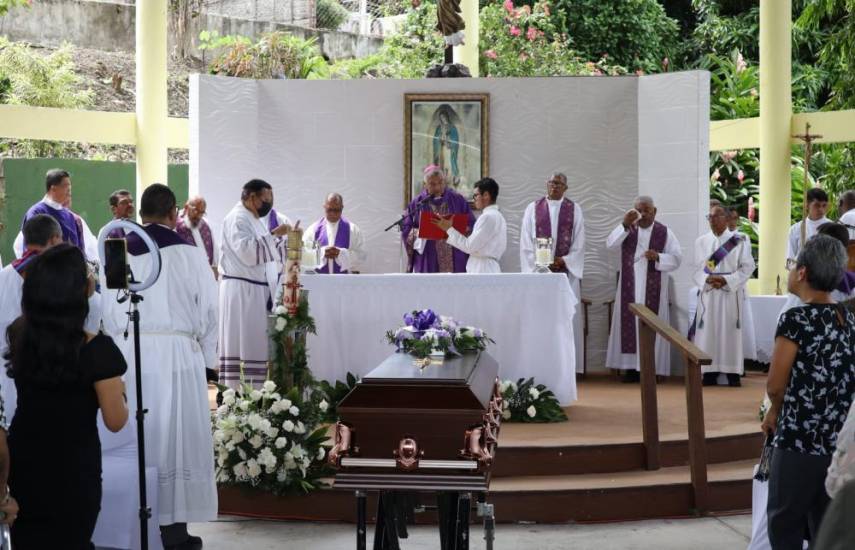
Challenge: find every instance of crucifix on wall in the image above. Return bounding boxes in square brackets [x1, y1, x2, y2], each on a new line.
[792, 122, 823, 249]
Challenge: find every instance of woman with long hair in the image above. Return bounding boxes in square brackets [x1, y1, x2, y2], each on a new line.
[4, 243, 128, 549]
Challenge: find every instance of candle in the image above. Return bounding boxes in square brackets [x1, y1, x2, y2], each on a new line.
[536, 248, 552, 266]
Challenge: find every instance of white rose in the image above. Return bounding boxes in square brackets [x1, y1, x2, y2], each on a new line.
[247, 459, 262, 478]
[282, 420, 295, 432]
[259, 447, 277, 468]
[233, 461, 248, 479]
[317, 447, 326, 460]
[502, 409, 511, 420]
[280, 399, 292, 410]
[250, 390, 263, 402]
[238, 400, 250, 411]
[528, 387, 540, 400]
[275, 437, 288, 449]
[319, 400, 329, 412]
[213, 430, 226, 443]
[225, 441, 235, 451]
[249, 435, 263, 449]
[266, 426, 280, 439]
[289, 406, 300, 416]
[274, 305, 287, 316]
[259, 419, 272, 433]
[294, 421, 306, 434]
[216, 404, 229, 417]
[231, 431, 245, 444]
[223, 388, 236, 400]
[291, 444, 305, 458]
[247, 413, 262, 430]
[262, 380, 277, 393]
[275, 317, 287, 332]
[276, 470, 287, 482]
[270, 392, 282, 401]
[499, 381, 510, 393]
[526, 405, 536, 418]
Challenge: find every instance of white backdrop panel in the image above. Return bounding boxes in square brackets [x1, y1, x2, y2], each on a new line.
[191, 73, 709, 373]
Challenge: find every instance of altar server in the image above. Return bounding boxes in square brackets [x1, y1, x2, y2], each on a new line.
[520, 172, 586, 373]
[691, 205, 755, 386]
[100, 184, 218, 549]
[433, 178, 507, 273]
[302, 193, 366, 273]
[15, 169, 97, 260]
[0, 215, 63, 421]
[176, 195, 218, 275]
[605, 197, 682, 381]
[401, 165, 475, 273]
[218, 179, 292, 388]
[788, 188, 831, 261]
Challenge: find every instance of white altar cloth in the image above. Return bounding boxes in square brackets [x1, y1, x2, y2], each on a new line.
[301, 273, 578, 404]
[748, 295, 787, 363]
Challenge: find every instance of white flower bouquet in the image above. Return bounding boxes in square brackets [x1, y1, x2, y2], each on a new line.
[499, 377, 567, 423]
[213, 380, 330, 494]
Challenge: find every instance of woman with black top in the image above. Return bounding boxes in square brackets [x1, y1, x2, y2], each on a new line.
[762, 234, 855, 549]
[4, 244, 128, 549]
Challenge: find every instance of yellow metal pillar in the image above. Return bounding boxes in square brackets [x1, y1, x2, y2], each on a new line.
[136, 0, 169, 198]
[453, 0, 479, 77]
[758, 0, 792, 294]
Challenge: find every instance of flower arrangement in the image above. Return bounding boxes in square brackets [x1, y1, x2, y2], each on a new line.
[385, 309, 493, 358]
[499, 378, 567, 423]
[212, 379, 331, 494]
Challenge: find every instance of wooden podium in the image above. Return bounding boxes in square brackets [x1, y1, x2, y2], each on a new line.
[328, 351, 502, 550]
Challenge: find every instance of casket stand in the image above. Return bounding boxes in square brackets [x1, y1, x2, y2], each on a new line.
[328, 351, 502, 550]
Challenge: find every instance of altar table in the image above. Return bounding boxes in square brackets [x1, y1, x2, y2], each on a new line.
[301, 273, 578, 404]
[748, 295, 788, 363]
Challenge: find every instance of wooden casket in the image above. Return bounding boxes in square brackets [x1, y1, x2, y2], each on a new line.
[328, 351, 502, 493]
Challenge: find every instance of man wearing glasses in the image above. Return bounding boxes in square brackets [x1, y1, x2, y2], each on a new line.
[519, 172, 586, 374]
[690, 205, 756, 387]
[176, 195, 218, 278]
[302, 193, 366, 274]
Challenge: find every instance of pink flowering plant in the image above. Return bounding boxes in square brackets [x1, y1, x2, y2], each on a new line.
[479, 1, 623, 77]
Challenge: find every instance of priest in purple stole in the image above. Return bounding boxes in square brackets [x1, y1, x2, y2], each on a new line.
[302, 193, 365, 273]
[20, 168, 86, 256]
[604, 197, 682, 382]
[401, 165, 475, 273]
[176, 195, 218, 276]
[520, 172, 586, 374]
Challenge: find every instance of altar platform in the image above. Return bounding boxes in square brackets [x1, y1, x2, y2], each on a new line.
[216, 371, 765, 523]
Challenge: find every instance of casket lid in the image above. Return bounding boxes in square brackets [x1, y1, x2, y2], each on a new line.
[361, 352, 481, 386]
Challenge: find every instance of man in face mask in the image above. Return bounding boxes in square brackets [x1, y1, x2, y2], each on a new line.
[218, 179, 296, 389]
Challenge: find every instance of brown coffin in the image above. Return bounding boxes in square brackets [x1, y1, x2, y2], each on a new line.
[329, 351, 501, 491]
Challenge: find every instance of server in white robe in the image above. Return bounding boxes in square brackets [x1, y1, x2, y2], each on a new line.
[302, 193, 366, 273]
[520, 172, 585, 373]
[690, 205, 755, 386]
[434, 178, 507, 273]
[727, 207, 758, 361]
[605, 197, 682, 380]
[0, 215, 63, 421]
[218, 179, 291, 388]
[100, 184, 218, 549]
[838, 190, 855, 239]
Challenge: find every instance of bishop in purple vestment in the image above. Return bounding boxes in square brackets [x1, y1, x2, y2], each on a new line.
[401, 165, 474, 273]
[20, 169, 86, 256]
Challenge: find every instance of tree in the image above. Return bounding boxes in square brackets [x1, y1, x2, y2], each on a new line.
[0, 0, 31, 17]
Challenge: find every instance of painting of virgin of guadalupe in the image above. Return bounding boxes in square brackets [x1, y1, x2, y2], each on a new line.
[404, 93, 489, 206]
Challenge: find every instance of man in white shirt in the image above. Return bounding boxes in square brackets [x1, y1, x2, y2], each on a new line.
[787, 188, 831, 261]
[218, 179, 293, 388]
[302, 193, 366, 273]
[433, 178, 507, 273]
[838, 190, 855, 240]
[520, 172, 586, 373]
[605, 196, 682, 382]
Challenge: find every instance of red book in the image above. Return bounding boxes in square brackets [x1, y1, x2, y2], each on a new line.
[418, 211, 469, 240]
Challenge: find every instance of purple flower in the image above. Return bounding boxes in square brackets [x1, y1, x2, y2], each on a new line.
[405, 309, 438, 331]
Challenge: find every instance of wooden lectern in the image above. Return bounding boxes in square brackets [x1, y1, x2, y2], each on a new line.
[329, 351, 501, 550]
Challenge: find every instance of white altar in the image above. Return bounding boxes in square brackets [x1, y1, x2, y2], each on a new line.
[301, 273, 578, 404]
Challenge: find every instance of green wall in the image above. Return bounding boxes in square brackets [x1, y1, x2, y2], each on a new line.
[1, 159, 188, 263]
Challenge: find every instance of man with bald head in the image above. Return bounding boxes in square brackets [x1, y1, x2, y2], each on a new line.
[176, 195, 217, 276]
[691, 204, 755, 387]
[302, 193, 365, 273]
[605, 196, 682, 382]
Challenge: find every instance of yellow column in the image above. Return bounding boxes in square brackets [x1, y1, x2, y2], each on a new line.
[136, 0, 169, 198]
[453, 0, 479, 77]
[758, 0, 792, 294]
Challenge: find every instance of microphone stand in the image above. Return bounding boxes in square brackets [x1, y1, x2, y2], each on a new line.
[128, 290, 152, 550]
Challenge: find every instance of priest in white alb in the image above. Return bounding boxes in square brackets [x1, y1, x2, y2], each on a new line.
[302, 192, 366, 273]
[690, 204, 755, 387]
[218, 179, 293, 388]
[605, 196, 682, 382]
[100, 184, 218, 548]
[432, 177, 507, 273]
[520, 172, 585, 373]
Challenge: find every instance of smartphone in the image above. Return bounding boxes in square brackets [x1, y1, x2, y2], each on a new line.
[104, 238, 129, 290]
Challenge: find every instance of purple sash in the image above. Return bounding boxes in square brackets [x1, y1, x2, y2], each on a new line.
[704, 234, 743, 274]
[620, 222, 669, 354]
[177, 216, 216, 265]
[267, 209, 280, 233]
[534, 197, 575, 272]
[314, 218, 351, 274]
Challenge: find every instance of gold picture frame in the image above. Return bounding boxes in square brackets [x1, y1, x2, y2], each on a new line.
[403, 93, 490, 208]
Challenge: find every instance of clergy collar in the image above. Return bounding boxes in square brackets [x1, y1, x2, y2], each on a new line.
[482, 204, 499, 212]
[42, 195, 64, 210]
